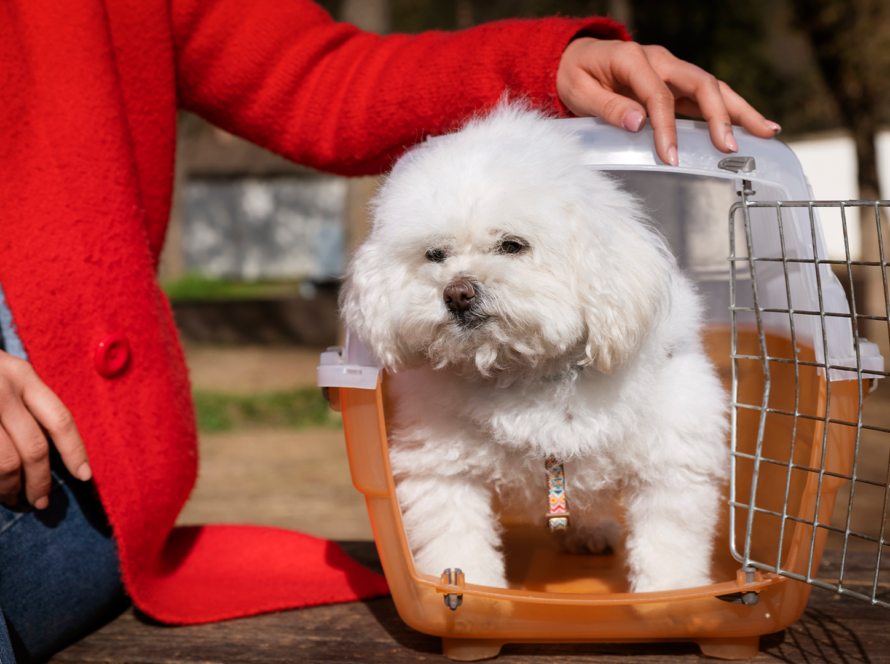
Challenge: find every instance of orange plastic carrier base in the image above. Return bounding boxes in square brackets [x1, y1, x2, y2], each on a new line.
[327, 328, 861, 661]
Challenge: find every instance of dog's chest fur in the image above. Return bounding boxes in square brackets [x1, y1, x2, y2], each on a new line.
[386, 353, 665, 504]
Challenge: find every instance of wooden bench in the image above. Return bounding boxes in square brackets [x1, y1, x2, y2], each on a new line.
[50, 544, 889, 664]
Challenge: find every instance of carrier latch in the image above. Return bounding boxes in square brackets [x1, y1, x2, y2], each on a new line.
[718, 156, 755, 173]
[717, 565, 762, 605]
[439, 568, 465, 611]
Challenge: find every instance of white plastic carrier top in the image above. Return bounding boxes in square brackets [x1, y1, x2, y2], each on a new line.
[317, 119, 883, 388]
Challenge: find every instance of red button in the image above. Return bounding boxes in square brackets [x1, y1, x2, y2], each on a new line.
[94, 333, 131, 378]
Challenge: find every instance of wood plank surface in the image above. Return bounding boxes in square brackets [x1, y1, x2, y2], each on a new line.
[50, 545, 889, 664]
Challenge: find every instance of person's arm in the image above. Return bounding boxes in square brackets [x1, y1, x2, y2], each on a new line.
[171, 0, 629, 175]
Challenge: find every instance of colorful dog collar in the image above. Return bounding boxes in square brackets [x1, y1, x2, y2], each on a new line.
[545, 456, 569, 531]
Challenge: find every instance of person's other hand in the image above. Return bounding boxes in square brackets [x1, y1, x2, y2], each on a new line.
[0, 350, 91, 509]
[556, 38, 782, 166]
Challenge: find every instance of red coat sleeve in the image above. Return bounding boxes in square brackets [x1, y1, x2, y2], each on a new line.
[171, 0, 629, 176]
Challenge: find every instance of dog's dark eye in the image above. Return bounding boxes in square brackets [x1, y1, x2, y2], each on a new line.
[425, 248, 447, 263]
[498, 238, 527, 255]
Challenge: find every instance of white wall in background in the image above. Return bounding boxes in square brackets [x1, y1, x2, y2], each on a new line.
[785, 129, 890, 261]
[875, 131, 890, 202]
[185, 177, 347, 281]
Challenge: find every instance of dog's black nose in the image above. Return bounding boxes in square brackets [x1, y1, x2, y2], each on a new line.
[444, 280, 476, 313]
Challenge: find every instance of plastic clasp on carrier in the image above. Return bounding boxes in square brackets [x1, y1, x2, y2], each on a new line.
[317, 343, 380, 391]
[438, 568, 465, 611]
[317, 330, 382, 392]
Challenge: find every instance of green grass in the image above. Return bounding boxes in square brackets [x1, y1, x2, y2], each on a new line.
[162, 273, 304, 302]
[193, 387, 342, 432]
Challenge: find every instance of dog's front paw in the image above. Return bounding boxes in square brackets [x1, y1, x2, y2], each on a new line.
[413, 545, 508, 589]
[564, 519, 623, 555]
[422, 562, 508, 590]
[631, 570, 714, 593]
[464, 569, 509, 589]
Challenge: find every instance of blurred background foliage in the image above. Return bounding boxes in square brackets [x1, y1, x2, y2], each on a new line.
[315, 0, 889, 140]
[163, 274, 304, 302]
[193, 388, 339, 432]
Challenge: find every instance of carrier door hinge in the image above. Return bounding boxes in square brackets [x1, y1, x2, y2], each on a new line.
[717, 566, 762, 605]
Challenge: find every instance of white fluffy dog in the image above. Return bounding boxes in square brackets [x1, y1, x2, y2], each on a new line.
[341, 105, 728, 593]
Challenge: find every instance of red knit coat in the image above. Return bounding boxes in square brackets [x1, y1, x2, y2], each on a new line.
[0, 0, 628, 624]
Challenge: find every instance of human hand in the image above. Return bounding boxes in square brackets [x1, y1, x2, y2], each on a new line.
[556, 38, 782, 166]
[0, 351, 91, 509]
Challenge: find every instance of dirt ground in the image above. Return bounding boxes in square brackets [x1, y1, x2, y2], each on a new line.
[176, 427, 373, 540]
[183, 343, 326, 393]
[177, 344, 890, 553]
[177, 344, 373, 540]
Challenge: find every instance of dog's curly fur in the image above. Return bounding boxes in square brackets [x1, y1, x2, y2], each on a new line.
[341, 105, 729, 592]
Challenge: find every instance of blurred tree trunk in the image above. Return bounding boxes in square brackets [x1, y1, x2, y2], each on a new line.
[791, 0, 890, 352]
[339, 0, 391, 345]
[341, 0, 391, 36]
[339, 0, 391, 262]
[608, 0, 633, 31]
[159, 112, 205, 282]
[456, 0, 473, 29]
[792, 0, 885, 199]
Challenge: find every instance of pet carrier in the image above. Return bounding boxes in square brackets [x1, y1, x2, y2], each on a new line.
[318, 119, 889, 661]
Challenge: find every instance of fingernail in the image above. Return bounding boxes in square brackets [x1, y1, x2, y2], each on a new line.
[668, 146, 679, 167]
[34, 496, 49, 510]
[765, 120, 782, 135]
[622, 109, 644, 132]
[77, 462, 92, 482]
[725, 131, 738, 153]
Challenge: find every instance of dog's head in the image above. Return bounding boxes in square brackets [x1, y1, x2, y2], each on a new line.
[341, 105, 674, 376]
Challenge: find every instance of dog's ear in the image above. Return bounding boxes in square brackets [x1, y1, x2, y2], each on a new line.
[340, 239, 425, 371]
[576, 203, 673, 373]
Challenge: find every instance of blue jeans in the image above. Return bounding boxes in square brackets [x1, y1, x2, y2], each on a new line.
[0, 446, 128, 663]
[0, 284, 127, 663]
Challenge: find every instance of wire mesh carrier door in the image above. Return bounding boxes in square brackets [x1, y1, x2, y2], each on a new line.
[728, 181, 890, 609]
